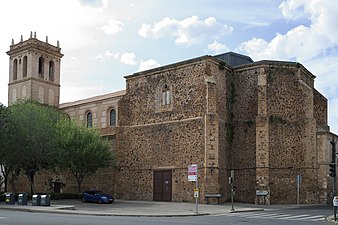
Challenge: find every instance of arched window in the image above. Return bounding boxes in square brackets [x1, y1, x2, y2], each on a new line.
[49, 61, 54, 82]
[110, 109, 116, 127]
[13, 59, 18, 80]
[156, 82, 173, 113]
[23, 56, 27, 78]
[38, 57, 44, 78]
[86, 112, 92, 128]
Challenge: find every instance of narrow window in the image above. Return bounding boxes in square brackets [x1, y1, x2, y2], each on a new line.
[110, 109, 116, 127]
[49, 61, 54, 82]
[12, 89, 17, 102]
[161, 84, 171, 106]
[22, 86, 27, 98]
[38, 57, 44, 78]
[13, 59, 18, 80]
[87, 112, 92, 128]
[23, 56, 27, 78]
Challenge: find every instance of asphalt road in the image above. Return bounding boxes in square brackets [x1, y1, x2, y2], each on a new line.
[0, 205, 331, 225]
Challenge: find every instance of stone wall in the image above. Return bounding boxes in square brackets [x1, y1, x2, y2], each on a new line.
[230, 66, 259, 203]
[117, 57, 225, 202]
[314, 89, 328, 130]
[266, 64, 318, 204]
[115, 119, 204, 201]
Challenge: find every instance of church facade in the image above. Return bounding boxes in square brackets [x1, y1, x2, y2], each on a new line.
[6, 34, 337, 205]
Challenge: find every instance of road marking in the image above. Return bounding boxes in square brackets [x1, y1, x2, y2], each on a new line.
[0, 217, 6, 219]
[215, 212, 326, 222]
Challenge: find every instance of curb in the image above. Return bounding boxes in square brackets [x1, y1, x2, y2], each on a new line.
[0, 202, 266, 217]
[230, 208, 264, 213]
[0, 206, 211, 217]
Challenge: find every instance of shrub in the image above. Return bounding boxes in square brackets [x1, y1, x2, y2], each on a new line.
[50, 193, 82, 200]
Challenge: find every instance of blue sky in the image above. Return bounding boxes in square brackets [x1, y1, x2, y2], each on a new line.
[0, 0, 337, 133]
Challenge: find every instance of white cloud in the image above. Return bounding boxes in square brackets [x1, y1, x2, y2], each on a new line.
[60, 81, 104, 103]
[105, 50, 114, 57]
[279, 0, 309, 20]
[207, 41, 229, 54]
[138, 16, 233, 46]
[98, 19, 124, 35]
[138, 59, 161, 72]
[239, 0, 338, 62]
[120, 52, 136, 65]
[95, 50, 118, 60]
[95, 55, 104, 59]
[79, 0, 108, 8]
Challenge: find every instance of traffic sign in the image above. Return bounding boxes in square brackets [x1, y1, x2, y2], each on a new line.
[194, 188, 199, 198]
[188, 164, 197, 181]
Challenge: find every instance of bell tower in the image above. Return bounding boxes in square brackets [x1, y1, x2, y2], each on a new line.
[7, 32, 63, 107]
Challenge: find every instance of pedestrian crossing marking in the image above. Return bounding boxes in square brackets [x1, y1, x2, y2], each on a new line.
[211, 212, 325, 222]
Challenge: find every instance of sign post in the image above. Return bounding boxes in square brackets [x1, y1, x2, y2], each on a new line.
[296, 175, 301, 206]
[188, 164, 198, 214]
[230, 170, 235, 212]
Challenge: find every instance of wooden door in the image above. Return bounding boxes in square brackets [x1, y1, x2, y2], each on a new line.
[153, 170, 172, 201]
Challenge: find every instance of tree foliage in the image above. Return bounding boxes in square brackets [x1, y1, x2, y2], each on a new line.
[57, 119, 114, 193]
[0, 103, 21, 192]
[0, 100, 114, 194]
[6, 100, 62, 193]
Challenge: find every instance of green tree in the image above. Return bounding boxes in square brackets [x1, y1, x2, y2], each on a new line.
[8, 100, 62, 194]
[57, 119, 114, 193]
[0, 103, 9, 191]
[0, 103, 20, 192]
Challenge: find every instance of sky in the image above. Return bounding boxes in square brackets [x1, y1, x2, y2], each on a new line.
[0, 0, 337, 133]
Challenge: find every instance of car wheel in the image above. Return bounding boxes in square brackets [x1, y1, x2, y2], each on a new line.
[82, 197, 86, 203]
[98, 198, 102, 204]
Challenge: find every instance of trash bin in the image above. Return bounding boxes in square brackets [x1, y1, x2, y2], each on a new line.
[32, 194, 41, 206]
[5, 193, 15, 205]
[18, 193, 28, 205]
[40, 194, 50, 206]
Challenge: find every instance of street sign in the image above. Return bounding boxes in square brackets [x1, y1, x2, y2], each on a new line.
[194, 188, 199, 198]
[188, 164, 198, 181]
[256, 190, 269, 196]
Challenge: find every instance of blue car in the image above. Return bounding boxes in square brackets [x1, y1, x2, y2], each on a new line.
[82, 190, 114, 204]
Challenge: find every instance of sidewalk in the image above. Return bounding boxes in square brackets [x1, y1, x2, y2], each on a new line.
[0, 199, 264, 217]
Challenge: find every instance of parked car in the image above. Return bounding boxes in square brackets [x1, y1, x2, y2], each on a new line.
[82, 190, 114, 204]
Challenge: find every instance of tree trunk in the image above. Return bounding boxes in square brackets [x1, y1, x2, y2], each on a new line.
[4, 176, 8, 192]
[77, 176, 83, 193]
[27, 172, 36, 194]
[0, 165, 8, 192]
[8, 174, 17, 194]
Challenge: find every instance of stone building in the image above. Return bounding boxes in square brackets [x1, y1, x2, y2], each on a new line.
[6, 35, 338, 205]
